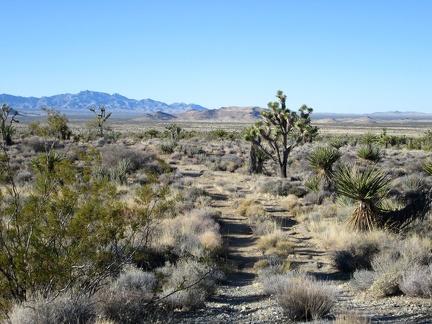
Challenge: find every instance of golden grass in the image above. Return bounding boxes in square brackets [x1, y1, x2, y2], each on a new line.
[258, 230, 294, 257]
[236, 199, 266, 217]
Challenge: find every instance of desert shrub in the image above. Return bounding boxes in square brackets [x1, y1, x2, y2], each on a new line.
[97, 266, 158, 324]
[115, 265, 157, 296]
[158, 141, 177, 154]
[14, 170, 33, 186]
[206, 154, 244, 172]
[92, 159, 129, 185]
[261, 272, 301, 295]
[332, 239, 380, 273]
[288, 185, 308, 197]
[103, 131, 121, 142]
[100, 145, 155, 172]
[173, 185, 211, 212]
[262, 271, 336, 321]
[23, 136, 48, 152]
[155, 208, 222, 258]
[399, 173, 428, 192]
[351, 269, 376, 291]
[255, 177, 291, 196]
[158, 259, 223, 310]
[399, 264, 432, 297]
[9, 295, 95, 324]
[367, 236, 432, 297]
[236, 199, 266, 217]
[180, 144, 205, 157]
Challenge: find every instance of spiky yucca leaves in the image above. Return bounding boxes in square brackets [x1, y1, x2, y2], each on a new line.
[423, 159, 432, 176]
[308, 147, 341, 190]
[359, 132, 378, 147]
[335, 165, 389, 231]
[357, 146, 381, 163]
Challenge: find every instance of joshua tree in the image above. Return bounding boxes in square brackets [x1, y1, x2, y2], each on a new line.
[1, 103, 19, 146]
[89, 106, 112, 137]
[244, 90, 318, 178]
[335, 165, 388, 231]
[165, 123, 182, 141]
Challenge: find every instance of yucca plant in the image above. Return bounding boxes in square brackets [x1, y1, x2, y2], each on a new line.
[329, 137, 347, 149]
[308, 147, 341, 180]
[305, 175, 320, 193]
[357, 145, 381, 163]
[334, 165, 389, 231]
[423, 159, 432, 176]
[359, 132, 378, 148]
[308, 147, 341, 191]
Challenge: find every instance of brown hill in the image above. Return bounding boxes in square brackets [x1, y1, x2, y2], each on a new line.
[177, 106, 264, 123]
[314, 118, 341, 124]
[344, 116, 380, 124]
[133, 111, 177, 121]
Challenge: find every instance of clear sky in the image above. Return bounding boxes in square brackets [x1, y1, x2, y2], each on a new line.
[1, 0, 431, 113]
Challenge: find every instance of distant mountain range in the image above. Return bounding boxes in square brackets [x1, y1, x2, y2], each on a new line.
[0, 90, 207, 115]
[1, 91, 431, 122]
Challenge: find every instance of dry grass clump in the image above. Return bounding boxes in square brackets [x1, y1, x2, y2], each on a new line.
[249, 214, 277, 236]
[236, 199, 266, 217]
[280, 194, 300, 211]
[261, 271, 337, 321]
[257, 230, 294, 257]
[154, 208, 222, 258]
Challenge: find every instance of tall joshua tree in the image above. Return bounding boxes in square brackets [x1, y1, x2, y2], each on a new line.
[89, 105, 112, 137]
[244, 90, 318, 178]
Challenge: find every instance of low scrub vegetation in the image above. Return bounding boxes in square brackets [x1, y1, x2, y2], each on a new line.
[260, 271, 337, 321]
[1, 100, 432, 321]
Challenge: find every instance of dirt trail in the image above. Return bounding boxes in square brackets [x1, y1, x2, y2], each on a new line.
[175, 165, 432, 323]
[179, 165, 263, 283]
[174, 164, 335, 322]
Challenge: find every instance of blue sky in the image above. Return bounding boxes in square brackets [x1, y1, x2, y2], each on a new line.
[1, 0, 431, 113]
